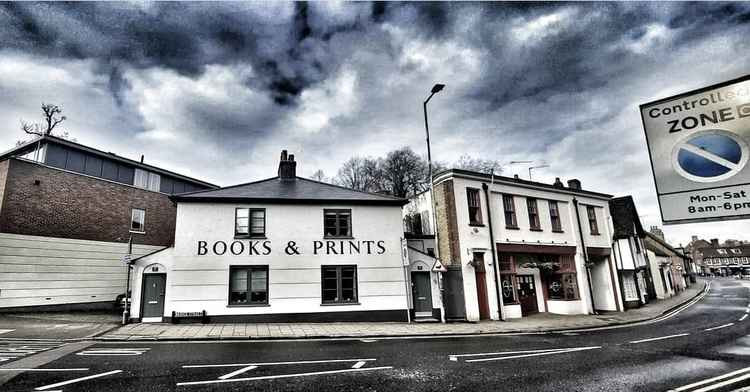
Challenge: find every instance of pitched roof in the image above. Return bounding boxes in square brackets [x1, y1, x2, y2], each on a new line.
[700, 245, 750, 258]
[172, 176, 408, 206]
[609, 196, 644, 239]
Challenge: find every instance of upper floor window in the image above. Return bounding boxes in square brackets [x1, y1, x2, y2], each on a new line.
[731, 248, 741, 254]
[526, 198, 541, 230]
[235, 208, 266, 238]
[634, 236, 642, 254]
[466, 188, 482, 225]
[717, 249, 728, 255]
[130, 208, 145, 232]
[549, 201, 562, 232]
[502, 194, 518, 229]
[324, 209, 352, 238]
[134, 168, 161, 192]
[586, 206, 599, 235]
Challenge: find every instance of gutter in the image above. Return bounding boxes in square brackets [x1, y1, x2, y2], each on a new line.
[573, 198, 598, 315]
[482, 183, 504, 321]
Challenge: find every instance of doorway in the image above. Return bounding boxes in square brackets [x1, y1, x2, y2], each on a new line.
[411, 272, 433, 318]
[517, 274, 538, 316]
[475, 271, 490, 320]
[141, 273, 166, 322]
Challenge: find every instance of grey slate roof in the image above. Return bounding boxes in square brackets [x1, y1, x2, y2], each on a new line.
[609, 196, 644, 239]
[172, 176, 407, 206]
[700, 245, 750, 258]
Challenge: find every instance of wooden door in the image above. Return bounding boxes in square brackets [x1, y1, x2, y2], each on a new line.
[411, 272, 433, 316]
[475, 271, 490, 320]
[141, 274, 166, 319]
[517, 275, 538, 316]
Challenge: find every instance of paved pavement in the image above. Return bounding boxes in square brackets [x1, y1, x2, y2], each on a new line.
[0, 311, 120, 340]
[101, 282, 706, 341]
[0, 277, 748, 392]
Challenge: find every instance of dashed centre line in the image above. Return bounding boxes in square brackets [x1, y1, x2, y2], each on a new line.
[704, 323, 734, 331]
[628, 333, 689, 344]
[739, 314, 748, 322]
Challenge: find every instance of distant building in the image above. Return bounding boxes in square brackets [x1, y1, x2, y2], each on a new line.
[650, 226, 665, 240]
[701, 244, 750, 276]
[0, 135, 216, 311]
[644, 232, 692, 298]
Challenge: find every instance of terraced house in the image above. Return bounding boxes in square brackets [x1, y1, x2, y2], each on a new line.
[405, 169, 620, 322]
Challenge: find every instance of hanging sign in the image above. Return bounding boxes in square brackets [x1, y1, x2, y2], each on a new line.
[640, 75, 750, 224]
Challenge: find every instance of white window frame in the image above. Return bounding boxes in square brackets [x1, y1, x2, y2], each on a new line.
[130, 208, 146, 233]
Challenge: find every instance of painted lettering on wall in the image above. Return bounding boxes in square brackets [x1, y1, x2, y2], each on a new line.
[196, 240, 386, 256]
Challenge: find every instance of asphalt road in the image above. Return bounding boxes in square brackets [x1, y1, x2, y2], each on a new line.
[2, 278, 749, 392]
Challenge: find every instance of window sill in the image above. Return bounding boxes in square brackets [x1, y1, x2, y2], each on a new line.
[323, 236, 355, 240]
[547, 298, 580, 302]
[503, 301, 520, 305]
[227, 303, 270, 307]
[129, 230, 146, 235]
[234, 235, 268, 240]
[590, 233, 601, 236]
[529, 228, 543, 232]
[505, 226, 520, 230]
[321, 302, 361, 306]
[468, 223, 485, 227]
[552, 230, 565, 233]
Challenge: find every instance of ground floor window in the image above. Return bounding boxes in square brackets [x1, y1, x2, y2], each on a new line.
[500, 274, 517, 304]
[229, 266, 268, 305]
[321, 265, 358, 304]
[622, 273, 638, 300]
[547, 273, 579, 300]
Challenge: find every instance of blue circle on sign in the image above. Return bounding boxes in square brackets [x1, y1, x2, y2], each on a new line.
[672, 130, 748, 183]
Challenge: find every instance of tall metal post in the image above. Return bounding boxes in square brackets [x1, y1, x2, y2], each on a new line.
[423, 84, 444, 322]
[122, 235, 133, 325]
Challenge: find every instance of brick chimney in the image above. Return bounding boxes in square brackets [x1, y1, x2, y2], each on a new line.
[710, 238, 719, 247]
[567, 179, 581, 190]
[553, 177, 564, 188]
[278, 150, 297, 180]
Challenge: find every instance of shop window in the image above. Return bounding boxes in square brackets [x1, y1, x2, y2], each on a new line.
[467, 188, 483, 225]
[586, 206, 599, 235]
[324, 209, 352, 238]
[229, 266, 268, 305]
[527, 198, 541, 230]
[130, 208, 145, 232]
[549, 201, 562, 232]
[502, 194, 518, 229]
[548, 273, 579, 300]
[235, 208, 266, 237]
[622, 274, 638, 300]
[500, 274, 517, 304]
[498, 253, 515, 273]
[321, 265, 358, 304]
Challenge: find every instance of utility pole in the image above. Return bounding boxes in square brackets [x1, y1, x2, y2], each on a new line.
[122, 235, 133, 325]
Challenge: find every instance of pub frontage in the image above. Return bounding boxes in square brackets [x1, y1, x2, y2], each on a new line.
[128, 151, 410, 323]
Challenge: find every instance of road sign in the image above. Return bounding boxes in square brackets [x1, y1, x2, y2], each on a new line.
[640, 75, 750, 224]
[432, 259, 447, 273]
[122, 254, 131, 265]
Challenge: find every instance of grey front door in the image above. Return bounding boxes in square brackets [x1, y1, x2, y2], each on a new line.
[141, 274, 166, 319]
[412, 272, 432, 315]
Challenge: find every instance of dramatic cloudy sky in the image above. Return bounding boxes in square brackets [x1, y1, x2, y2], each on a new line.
[1, 2, 749, 246]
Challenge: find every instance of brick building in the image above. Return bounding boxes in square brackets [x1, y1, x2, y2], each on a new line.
[0, 135, 216, 310]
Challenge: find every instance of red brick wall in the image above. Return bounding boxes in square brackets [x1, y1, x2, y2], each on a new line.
[0, 158, 175, 246]
[434, 179, 461, 265]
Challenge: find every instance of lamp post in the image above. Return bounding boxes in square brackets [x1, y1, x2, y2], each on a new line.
[528, 164, 550, 181]
[423, 83, 445, 322]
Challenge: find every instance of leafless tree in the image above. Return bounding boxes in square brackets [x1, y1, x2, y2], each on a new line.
[310, 169, 328, 183]
[453, 154, 503, 175]
[20, 103, 67, 137]
[379, 147, 427, 198]
[335, 157, 382, 193]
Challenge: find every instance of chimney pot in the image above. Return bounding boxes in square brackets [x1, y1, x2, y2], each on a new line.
[278, 149, 297, 180]
[513, 174, 519, 179]
[140, 154, 144, 163]
[553, 177, 564, 188]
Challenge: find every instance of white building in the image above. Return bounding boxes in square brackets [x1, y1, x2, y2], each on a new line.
[609, 196, 651, 310]
[129, 151, 410, 323]
[405, 170, 619, 322]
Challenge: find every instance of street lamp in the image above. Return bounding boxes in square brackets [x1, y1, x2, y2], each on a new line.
[528, 164, 550, 181]
[423, 83, 445, 322]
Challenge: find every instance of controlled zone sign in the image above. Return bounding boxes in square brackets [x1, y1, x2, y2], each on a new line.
[641, 75, 750, 224]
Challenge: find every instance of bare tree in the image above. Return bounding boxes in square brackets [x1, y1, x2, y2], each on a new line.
[335, 157, 382, 193]
[379, 147, 427, 198]
[21, 103, 67, 137]
[310, 169, 328, 183]
[453, 154, 503, 175]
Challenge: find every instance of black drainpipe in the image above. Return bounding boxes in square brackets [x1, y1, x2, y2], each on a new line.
[482, 183, 504, 321]
[573, 198, 598, 315]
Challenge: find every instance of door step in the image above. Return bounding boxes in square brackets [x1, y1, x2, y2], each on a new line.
[413, 317, 440, 323]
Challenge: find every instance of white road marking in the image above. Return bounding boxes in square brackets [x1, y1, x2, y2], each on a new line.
[183, 358, 377, 368]
[739, 314, 748, 322]
[464, 346, 601, 363]
[218, 365, 257, 380]
[628, 333, 689, 344]
[704, 323, 734, 331]
[450, 347, 587, 360]
[176, 366, 393, 386]
[351, 361, 366, 369]
[670, 366, 750, 392]
[691, 373, 750, 392]
[34, 370, 122, 391]
[0, 329, 14, 335]
[76, 348, 150, 356]
[0, 368, 89, 372]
